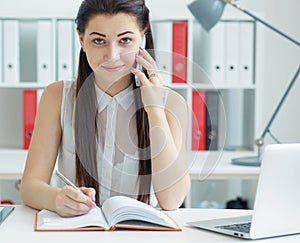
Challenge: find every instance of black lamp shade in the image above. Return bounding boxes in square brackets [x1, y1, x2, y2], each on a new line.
[188, 0, 226, 31]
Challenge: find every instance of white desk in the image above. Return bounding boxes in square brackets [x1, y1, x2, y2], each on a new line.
[0, 150, 260, 180]
[1, 206, 299, 242]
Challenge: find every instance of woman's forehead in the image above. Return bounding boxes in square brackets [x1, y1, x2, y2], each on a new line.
[85, 13, 141, 35]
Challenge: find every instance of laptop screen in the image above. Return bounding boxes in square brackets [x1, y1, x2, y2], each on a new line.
[0, 205, 15, 224]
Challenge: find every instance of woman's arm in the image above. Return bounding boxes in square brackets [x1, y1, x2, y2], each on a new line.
[132, 47, 191, 210]
[146, 91, 191, 210]
[20, 81, 95, 216]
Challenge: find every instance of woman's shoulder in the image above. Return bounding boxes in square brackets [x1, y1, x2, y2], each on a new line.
[43, 80, 76, 99]
[42, 81, 63, 99]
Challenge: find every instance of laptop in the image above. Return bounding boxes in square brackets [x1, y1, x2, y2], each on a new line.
[187, 143, 300, 239]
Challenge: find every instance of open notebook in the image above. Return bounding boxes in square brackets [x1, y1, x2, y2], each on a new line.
[35, 195, 181, 231]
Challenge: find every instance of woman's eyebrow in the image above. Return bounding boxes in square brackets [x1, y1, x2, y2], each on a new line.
[89, 32, 106, 37]
[117, 31, 134, 37]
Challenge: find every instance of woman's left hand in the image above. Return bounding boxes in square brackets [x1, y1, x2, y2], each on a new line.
[131, 47, 165, 112]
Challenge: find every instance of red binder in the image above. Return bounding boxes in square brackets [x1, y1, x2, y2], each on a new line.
[192, 90, 206, 150]
[23, 90, 37, 149]
[172, 21, 187, 83]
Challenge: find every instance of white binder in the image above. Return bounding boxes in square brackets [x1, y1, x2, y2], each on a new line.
[224, 22, 239, 85]
[209, 21, 225, 85]
[57, 20, 74, 81]
[3, 20, 20, 84]
[37, 20, 52, 84]
[73, 22, 81, 79]
[239, 21, 254, 85]
[224, 89, 244, 149]
[0, 20, 2, 82]
[152, 21, 173, 86]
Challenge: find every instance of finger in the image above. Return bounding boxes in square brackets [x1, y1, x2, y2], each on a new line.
[80, 187, 96, 203]
[131, 66, 151, 86]
[139, 47, 157, 68]
[135, 54, 153, 71]
[135, 55, 161, 84]
[57, 195, 91, 216]
[63, 186, 95, 208]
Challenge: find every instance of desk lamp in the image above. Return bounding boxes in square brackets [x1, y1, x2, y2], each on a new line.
[187, 0, 300, 166]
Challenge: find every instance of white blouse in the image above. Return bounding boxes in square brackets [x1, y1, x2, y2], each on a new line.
[58, 80, 168, 206]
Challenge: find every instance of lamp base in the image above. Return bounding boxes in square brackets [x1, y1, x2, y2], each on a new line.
[231, 156, 261, 166]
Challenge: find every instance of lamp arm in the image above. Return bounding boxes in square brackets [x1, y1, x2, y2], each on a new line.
[223, 0, 300, 47]
[260, 65, 300, 140]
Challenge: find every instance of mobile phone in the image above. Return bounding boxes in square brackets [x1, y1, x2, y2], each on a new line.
[134, 35, 146, 87]
[135, 62, 142, 87]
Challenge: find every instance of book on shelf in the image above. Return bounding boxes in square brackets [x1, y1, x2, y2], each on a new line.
[57, 20, 74, 81]
[238, 21, 254, 85]
[37, 20, 52, 84]
[172, 21, 187, 83]
[152, 21, 173, 85]
[192, 90, 206, 150]
[35, 195, 181, 232]
[23, 89, 37, 149]
[3, 20, 20, 84]
[209, 21, 225, 85]
[152, 20, 187, 85]
[0, 20, 2, 83]
[224, 22, 239, 85]
[205, 91, 219, 150]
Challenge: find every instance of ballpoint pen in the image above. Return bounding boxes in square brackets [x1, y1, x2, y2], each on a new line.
[55, 170, 100, 207]
[55, 170, 82, 192]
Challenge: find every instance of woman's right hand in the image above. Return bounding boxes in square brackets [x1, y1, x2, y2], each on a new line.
[55, 186, 97, 217]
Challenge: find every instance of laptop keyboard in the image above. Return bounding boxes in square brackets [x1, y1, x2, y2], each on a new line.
[216, 222, 251, 233]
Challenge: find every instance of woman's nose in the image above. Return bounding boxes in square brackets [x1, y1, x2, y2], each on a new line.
[104, 44, 120, 61]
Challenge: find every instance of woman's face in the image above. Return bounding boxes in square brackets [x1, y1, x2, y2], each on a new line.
[79, 13, 144, 91]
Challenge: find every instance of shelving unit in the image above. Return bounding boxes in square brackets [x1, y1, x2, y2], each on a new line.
[0, 17, 79, 152]
[151, 17, 258, 153]
[151, 16, 259, 208]
[0, 15, 259, 152]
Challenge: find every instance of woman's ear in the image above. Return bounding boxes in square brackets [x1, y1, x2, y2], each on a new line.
[78, 31, 85, 52]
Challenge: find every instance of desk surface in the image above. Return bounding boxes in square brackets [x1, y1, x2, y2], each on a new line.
[1, 206, 299, 242]
[0, 150, 260, 180]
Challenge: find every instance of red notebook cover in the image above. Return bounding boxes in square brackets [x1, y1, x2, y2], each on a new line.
[172, 21, 187, 83]
[192, 90, 206, 150]
[23, 89, 37, 149]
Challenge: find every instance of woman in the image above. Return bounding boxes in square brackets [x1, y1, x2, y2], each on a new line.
[20, 0, 190, 217]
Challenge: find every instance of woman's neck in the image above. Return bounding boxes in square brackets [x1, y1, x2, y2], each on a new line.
[95, 74, 132, 97]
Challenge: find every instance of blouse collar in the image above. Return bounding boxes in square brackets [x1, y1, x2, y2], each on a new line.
[95, 83, 135, 112]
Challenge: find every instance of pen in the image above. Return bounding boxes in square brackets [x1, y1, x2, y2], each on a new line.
[55, 170, 98, 207]
[55, 170, 81, 192]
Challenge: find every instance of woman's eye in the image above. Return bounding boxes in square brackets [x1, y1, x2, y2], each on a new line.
[93, 38, 104, 45]
[120, 38, 132, 44]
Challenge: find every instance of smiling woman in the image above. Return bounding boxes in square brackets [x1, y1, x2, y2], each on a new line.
[79, 13, 143, 94]
[20, 0, 190, 217]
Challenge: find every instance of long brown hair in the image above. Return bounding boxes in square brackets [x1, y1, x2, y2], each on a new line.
[74, 0, 154, 205]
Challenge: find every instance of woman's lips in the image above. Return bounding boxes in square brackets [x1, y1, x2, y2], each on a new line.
[102, 64, 126, 72]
